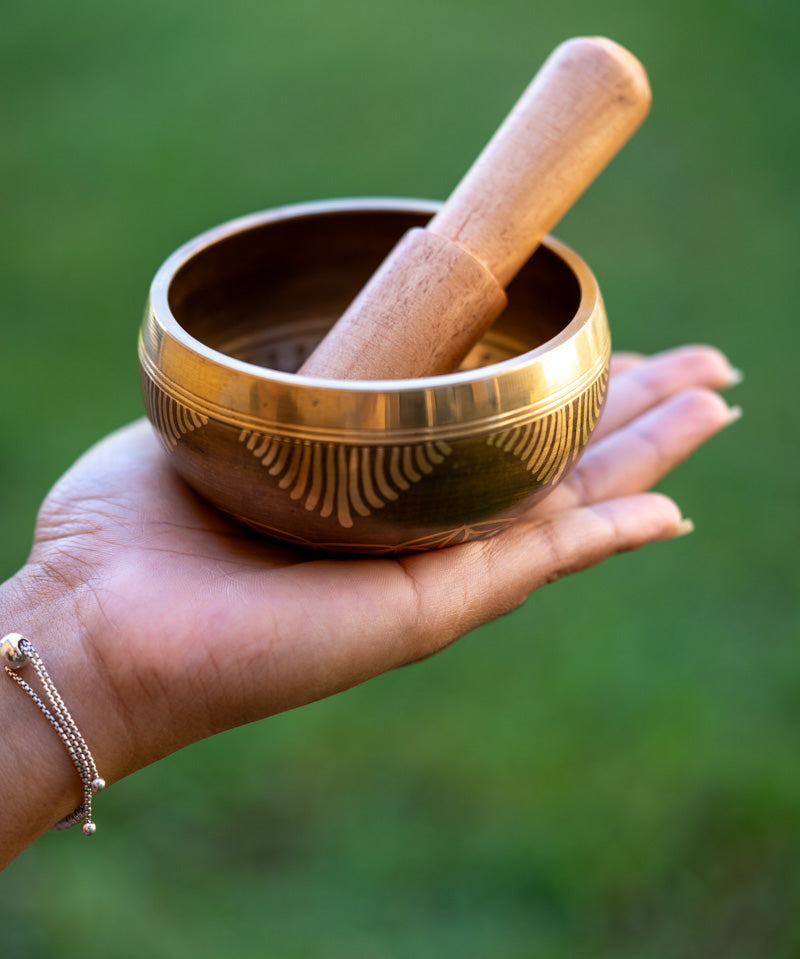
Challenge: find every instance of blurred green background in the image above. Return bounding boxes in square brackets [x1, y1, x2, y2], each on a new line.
[1, 0, 798, 955]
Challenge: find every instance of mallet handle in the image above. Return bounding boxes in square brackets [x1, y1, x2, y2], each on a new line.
[299, 37, 651, 380]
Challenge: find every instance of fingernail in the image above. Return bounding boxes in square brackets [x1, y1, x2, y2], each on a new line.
[726, 366, 744, 387]
[726, 404, 743, 425]
[676, 518, 695, 537]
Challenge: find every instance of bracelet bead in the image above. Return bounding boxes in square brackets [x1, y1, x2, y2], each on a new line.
[0, 633, 28, 668]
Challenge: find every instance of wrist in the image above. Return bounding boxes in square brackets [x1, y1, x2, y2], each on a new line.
[0, 564, 129, 866]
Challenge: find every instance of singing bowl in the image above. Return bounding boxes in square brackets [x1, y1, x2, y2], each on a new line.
[138, 198, 610, 553]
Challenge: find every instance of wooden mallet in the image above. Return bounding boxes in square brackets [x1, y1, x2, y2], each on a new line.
[298, 36, 651, 381]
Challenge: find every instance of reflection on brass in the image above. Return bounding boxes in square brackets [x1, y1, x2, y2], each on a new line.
[139, 199, 610, 553]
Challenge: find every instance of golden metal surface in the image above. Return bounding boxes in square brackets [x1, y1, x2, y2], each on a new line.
[139, 199, 610, 553]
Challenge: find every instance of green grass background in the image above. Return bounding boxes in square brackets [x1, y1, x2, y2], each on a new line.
[1, 0, 798, 955]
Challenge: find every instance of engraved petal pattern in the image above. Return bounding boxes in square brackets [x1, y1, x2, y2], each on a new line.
[142, 376, 208, 450]
[486, 370, 607, 483]
[239, 431, 453, 529]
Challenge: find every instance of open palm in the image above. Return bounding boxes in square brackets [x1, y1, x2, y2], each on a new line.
[24, 345, 738, 785]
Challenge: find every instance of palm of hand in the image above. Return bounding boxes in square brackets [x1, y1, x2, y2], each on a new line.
[26, 347, 736, 774]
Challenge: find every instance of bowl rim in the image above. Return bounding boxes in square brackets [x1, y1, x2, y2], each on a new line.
[141, 197, 610, 440]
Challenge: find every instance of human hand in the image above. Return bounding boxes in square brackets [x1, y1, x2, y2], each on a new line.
[0, 344, 740, 861]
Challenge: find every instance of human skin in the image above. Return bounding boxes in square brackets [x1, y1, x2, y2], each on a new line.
[0, 345, 741, 869]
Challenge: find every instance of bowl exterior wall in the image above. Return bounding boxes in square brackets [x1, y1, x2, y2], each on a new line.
[139, 199, 610, 553]
[140, 365, 608, 552]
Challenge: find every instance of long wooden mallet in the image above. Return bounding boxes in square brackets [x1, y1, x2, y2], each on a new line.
[299, 37, 651, 381]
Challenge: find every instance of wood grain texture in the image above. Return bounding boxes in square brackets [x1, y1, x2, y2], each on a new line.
[297, 228, 507, 379]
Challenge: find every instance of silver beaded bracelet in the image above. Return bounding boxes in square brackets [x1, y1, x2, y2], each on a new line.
[1, 632, 105, 835]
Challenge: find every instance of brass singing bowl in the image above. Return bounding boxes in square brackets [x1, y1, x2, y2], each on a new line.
[138, 198, 610, 553]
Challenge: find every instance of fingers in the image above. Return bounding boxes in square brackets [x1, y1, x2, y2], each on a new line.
[608, 351, 645, 376]
[595, 344, 740, 442]
[395, 491, 690, 658]
[542, 386, 739, 514]
[398, 360, 741, 657]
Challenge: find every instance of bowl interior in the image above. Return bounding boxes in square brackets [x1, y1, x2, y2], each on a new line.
[166, 208, 582, 374]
